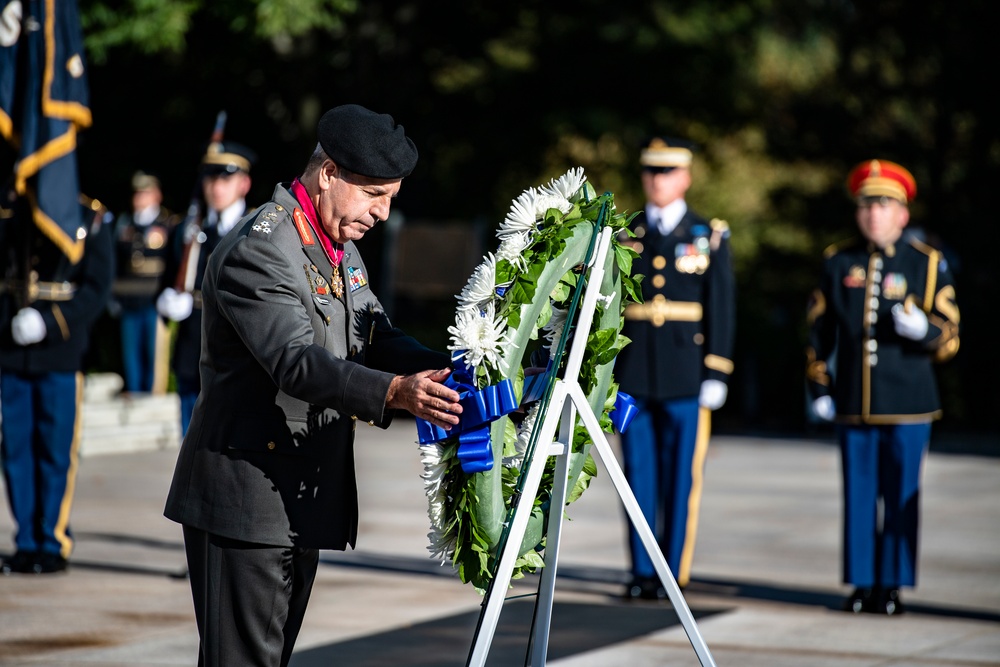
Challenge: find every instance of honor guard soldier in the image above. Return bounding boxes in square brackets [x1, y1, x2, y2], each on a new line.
[111, 171, 178, 394]
[615, 137, 736, 599]
[806, 159, 960, 616]
[0, 192, 114, 574]
[157, 141, 255, 436]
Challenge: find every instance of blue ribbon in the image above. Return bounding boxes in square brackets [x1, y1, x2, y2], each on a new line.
[415, 352, 518, 473]
[610, 391, 638, 434]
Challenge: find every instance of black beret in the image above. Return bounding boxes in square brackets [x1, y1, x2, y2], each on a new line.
[201, 141, 256, 176]
[318, 104, 418, 179]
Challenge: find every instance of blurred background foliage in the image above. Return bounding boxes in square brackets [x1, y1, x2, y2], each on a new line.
[74, 0, 996, 438]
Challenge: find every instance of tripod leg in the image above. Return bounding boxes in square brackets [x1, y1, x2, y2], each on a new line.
[466, 383, 570, 667]
[527, 399, 576, 666]
[569, 383, 717, 667]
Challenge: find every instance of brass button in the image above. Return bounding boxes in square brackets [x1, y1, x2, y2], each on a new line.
[275, 205, 283, 211]
[267, 441, 276, 450]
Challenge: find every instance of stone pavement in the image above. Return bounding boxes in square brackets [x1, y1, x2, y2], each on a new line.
[0, 410, 998, 666]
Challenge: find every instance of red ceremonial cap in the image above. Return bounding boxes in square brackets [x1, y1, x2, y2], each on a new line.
[846, 159, 917, 203]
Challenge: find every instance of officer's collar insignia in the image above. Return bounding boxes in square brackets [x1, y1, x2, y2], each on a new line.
[293, 208, 315, 246]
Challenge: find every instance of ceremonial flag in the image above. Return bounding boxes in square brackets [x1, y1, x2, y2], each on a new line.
[0, 0, 92, 263]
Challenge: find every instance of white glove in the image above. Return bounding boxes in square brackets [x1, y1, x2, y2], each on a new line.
[812, 395, 835, 422]
[698, 379, 728, 410]
[0, 1, 22, 48]
[892, 303, 928, 340]
[11, 307, 46, 345]
[156, 287, 194, 322]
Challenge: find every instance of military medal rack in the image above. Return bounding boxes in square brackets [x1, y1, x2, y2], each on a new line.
[465, 225, 716, 666]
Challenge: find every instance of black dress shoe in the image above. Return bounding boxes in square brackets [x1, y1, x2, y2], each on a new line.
[878, 587, 904, 616]
[1, 551, 40, 575]
[35, 552, 68, 574]
[624, 576, 665, 601]
[843, 587, 876, 614]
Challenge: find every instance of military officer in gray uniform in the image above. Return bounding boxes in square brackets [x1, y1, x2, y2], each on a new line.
[163, 104, 463, 667]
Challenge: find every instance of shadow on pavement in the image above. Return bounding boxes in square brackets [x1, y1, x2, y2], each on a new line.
[690, 575, 1000, 623]
[290, 598, 723, 667]
[323, 551, 1000, 624]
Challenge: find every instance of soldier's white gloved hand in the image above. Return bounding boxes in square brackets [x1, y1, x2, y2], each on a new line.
[11, 307, 46, 345]
[812, 396, 835, 422]
[698, 379, 728, 410]
[892, 303, 928, 340]
[156, 287, 194, 322]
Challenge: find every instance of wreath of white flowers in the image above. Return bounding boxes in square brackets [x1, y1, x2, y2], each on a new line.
[418, 167, 642, 593]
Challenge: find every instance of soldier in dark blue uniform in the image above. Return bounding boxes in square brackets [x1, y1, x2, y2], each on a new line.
[112, 171, 178, 394]
[806, 159, 960, 615]
[0, 192, 114, 574]
[157, 141, 255, 436]
[615, 137, 736, 599]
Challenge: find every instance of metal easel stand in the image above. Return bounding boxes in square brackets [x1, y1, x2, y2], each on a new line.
[466, 227, 717, 667]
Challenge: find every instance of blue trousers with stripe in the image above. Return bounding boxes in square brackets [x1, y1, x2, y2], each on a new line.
[838, 422, 930, 589]
[120, 304, 160, 393]
[0, 371, 82, 558]
[620, 396, 708, 586]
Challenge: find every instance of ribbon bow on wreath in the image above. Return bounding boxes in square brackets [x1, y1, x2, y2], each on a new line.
[415, 352, 519, 473]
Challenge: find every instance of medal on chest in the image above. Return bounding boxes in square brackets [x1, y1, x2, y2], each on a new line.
[331, 264, 345, 298]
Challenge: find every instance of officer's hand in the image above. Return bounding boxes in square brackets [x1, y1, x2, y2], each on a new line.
[11, 308, 46, 345]
[156, 287, 194, 322]
[892, 302, 928, 340]
[698, 379, 728, 410]
[386, 369, 463, 429]
[812, 396, 835, 422]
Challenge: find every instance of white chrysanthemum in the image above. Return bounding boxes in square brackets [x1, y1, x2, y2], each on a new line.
[534, 193, 572, 217]
[420, 443, 457, 561]
[542, 304, 569, 352]
[504, 403, 539, 469]
[496, 230, 531, 270]
[498, 187, 541, 239]
[447, 301, 509, 377]
[428, 527, 457, 563]
[456, 253, 497, 312]
[541, 167, 587, 201]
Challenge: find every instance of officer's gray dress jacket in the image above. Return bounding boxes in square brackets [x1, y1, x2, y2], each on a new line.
[164, 183, 448, 550]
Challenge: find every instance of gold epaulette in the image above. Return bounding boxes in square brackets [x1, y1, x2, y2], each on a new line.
[79, 194, 108, 217]
[822, 239, 852, 259]
[709, 218, 729, 251]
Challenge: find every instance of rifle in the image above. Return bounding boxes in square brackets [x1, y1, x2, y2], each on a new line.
[175, 110, 227, 292]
